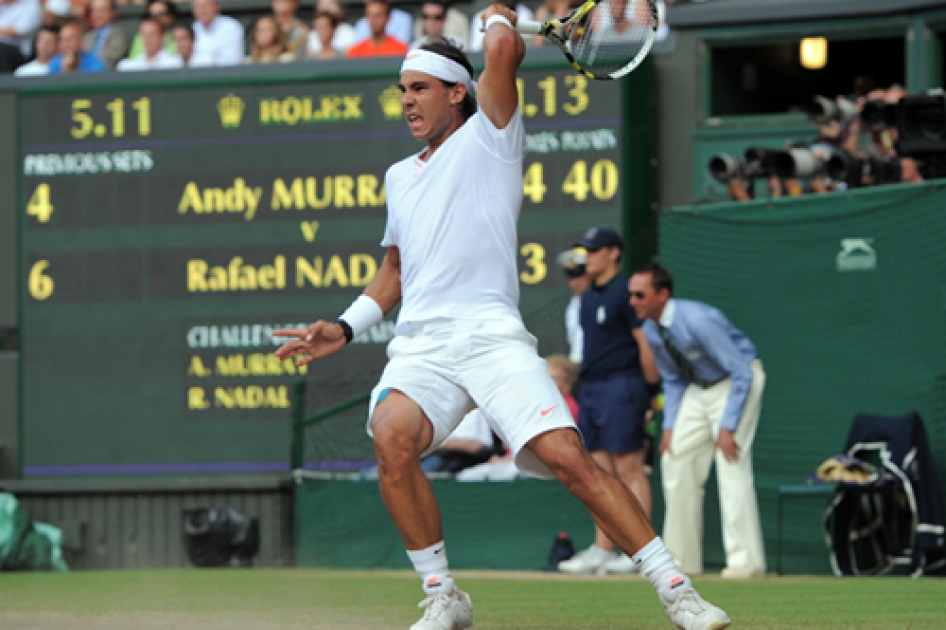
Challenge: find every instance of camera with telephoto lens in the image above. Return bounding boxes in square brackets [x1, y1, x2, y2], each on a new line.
[825, 150, 903, 187]
[805, 96, 859, 126]
[860, 99, 899, 129]
[708, 146, 776, 183]
[772, 142, 840, 179]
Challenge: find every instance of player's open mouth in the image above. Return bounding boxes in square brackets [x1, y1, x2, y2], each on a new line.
[406, 114, 423, 131]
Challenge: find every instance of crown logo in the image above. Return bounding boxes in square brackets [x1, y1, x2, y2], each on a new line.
[217, 94, 245, 129]
[379, 86, 403, 121]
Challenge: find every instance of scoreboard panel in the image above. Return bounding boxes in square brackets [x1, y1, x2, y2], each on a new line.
[13, 61, 642, 476]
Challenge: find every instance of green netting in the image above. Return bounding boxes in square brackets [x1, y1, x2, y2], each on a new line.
[659, 181, 946, 574]
[295, 479, 593, 569]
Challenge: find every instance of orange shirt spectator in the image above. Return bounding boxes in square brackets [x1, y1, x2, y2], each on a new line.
[346, 34, 406, 57]
[346, 0, 406, 58]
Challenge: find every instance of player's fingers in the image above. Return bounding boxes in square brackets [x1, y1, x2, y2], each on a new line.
[304, 321, 327, 342]
[272, 329, 307, 338]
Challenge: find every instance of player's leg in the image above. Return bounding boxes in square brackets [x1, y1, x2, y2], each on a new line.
[464, 321, 728, 628]
[714, 360, 767, 579]
[599, 448, 650, 575]
[558, 448, 619, 573]
[367, 334, 476, 629]
[661, 386, 715, 574]
[529, 429, 731, 630]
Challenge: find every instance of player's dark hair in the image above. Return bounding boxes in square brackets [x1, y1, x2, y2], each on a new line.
[638, 263, 673, 295]
[420, 38, 477, 119]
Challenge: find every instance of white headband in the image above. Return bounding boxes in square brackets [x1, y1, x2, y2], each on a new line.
[400, 49, 474, 92]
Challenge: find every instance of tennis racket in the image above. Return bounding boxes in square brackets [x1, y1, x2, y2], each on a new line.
[515, 0, 658, 80]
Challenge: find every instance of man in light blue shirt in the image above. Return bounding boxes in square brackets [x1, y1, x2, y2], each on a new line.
[630, 263, 766, 579]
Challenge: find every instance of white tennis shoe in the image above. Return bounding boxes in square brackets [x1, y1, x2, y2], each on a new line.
[410, 589, 474, 630]
[558, 544, 613, 574]
[663, 588, 731, 630]
[597, 552, 640, 575]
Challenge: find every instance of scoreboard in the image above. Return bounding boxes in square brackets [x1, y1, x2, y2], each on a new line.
[12, 59, 648, 476]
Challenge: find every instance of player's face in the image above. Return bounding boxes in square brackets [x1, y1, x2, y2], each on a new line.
[399, 70, 465, 146]
[629, 273, 666, 321]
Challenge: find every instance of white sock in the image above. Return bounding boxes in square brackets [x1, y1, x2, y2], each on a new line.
[407, 541, 455, 595]
[632, 537, 691, 602]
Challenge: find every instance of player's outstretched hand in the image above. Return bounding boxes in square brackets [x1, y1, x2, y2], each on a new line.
[273, 320, 347, 366]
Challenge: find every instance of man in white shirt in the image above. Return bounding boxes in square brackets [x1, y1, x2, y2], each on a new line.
[274, 9, 732, 630]
[351, 0, 412, 46]
[117, 19, 182, 71]
[191, 0, 244, 66]
[0, 0, 41, 72]
[14, 23, 56, 76]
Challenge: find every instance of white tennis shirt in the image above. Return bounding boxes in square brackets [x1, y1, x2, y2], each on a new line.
[382, 109, 526, 325]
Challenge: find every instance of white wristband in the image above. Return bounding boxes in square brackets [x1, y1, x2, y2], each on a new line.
[482, 14, 513, 32]
[339, 295, 383, 340]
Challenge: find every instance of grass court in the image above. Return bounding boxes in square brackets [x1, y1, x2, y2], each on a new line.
[1, 569, 944, 629]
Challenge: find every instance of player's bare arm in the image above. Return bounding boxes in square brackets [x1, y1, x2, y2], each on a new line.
[477, 5, 525, 129]
[273, 246, 402, 366]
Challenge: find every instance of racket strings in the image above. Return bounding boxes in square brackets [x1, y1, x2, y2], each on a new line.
[565, 0, 655, 77]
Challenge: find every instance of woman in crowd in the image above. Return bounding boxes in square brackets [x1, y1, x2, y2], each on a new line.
[245, 15, 293, 63]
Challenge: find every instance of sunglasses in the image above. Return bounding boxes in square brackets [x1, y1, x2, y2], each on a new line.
[629, 291, 647, 299]
[422, 12, 446, 19]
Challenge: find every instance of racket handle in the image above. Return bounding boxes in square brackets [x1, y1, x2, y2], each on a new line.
[515, 20, 543, 35]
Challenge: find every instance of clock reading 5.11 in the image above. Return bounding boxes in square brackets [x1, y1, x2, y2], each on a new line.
[71, 97, 152, 139]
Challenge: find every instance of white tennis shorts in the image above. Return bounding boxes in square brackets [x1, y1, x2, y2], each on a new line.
[367, 317, 578, 479]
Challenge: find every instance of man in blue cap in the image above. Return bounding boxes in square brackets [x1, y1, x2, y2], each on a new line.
[559, 226, 661, 575]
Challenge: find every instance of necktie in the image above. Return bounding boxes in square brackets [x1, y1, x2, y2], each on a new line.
[657, 324, 709, 388]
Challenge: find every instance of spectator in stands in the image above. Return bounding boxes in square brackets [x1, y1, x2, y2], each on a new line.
[245, 15, 293, 63]
[468, 0, 531, 52]
[68, 0, 91, 32]
[117, 17, 180, 70]
[84, 0, 129, 69]
[412, 0, 467, 50]
[546, 354, 579, 422]
[305, 0, 355, 56]
[307, 10, 342, 60]
[48, 19, 105, 72]
[272, 0, 307, 59]
[42, 0, 70, 28]
[351, 0, 410, 46]
[191, 0, 244, 66]
[14, 22, 56, 75]
[0, 0, 42, 73]
[127, 0, 177, 60]
[172, 23, 211, 67]
[346, 0, 407, 58]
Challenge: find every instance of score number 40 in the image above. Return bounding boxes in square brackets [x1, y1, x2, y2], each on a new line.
[523, 159, 618, 204]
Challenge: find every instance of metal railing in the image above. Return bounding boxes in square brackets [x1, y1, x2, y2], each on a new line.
[290, 380, 371, 471]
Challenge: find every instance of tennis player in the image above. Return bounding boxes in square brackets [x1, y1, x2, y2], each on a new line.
[274, 6, 731, 629]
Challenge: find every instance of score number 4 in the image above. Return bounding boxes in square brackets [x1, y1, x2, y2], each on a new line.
[72, 97, 152, 139]
[523, 159, 619, 204]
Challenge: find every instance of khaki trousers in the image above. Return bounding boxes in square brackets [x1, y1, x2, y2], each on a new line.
[660, 359, 766, 574]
